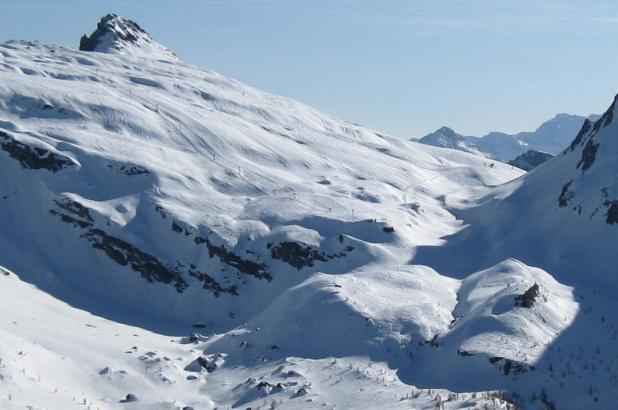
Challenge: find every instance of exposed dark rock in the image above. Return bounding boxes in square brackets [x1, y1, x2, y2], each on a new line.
[84, 228, 188, 291]
[179, 333, 205, 344]
[577, 139, 599, 171]
[256, 381, 273, 390]
[172, 221, 184, 233]
[270, 240, 351, 270]
[292, 387, 308, 398]
[194, 235, 270, 281]
[50, 198, 97, 231]
[515, 284, 540, 308]
[0, 131, 74, 172]
[270, 241, 327, 270]
[184, 356, 217, 373]
[154, 205, 167, 219]
[166, 219, 270, 281]
[119, 393, 139, 403]
[54, 199, 93, 223]
[51, 206, 232, 295]
[49, 206, 248, 296]
[606, 201, 618, 224]
[50, 200, 189, 291]
[508, 150, 553, 171]
[188, 267, 237, 296]
[382, 226, 395, 233]
[569, 119, 592, 152]
[592, 96, 616, 133]
[80, 14, 146, 52]
[107, 163, 149, 175]
[558, 180, 575, 208]
[489, 357, 534, 375]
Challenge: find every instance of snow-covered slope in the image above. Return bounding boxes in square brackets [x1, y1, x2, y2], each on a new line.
[0, 20, 522, 331]
[417, 113, 598, 163]
[0, 265, 520, 409]
[1, 13, 611, 410]
[415, 95, 618, 409]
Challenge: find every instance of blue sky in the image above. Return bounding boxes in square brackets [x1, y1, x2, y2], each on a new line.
[2, 0, 618, 138]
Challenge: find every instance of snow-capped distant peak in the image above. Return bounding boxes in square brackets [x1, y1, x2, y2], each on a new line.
[79, 13, 177, 61]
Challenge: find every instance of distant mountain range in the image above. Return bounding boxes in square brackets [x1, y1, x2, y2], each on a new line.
[415, 113, 600, 163]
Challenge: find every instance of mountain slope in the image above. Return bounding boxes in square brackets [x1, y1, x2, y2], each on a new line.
[0, 265, 519, 409]
[414, 95, 618, 409]
[2, 13, 611, 410]
[0, 26, 522, 330]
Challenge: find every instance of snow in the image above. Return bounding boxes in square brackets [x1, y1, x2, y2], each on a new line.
[0, 266, 515, 409]
[0, 13, 613, 410]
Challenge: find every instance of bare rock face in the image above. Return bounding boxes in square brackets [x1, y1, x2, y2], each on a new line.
[514, 283, 541, 308]
[508, 150, 553, 171]
[79, 14, 176, 59]
[80, 14, 150, 52]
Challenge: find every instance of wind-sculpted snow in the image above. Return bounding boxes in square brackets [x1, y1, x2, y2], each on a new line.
[0, 14, 605, 409]
[0, 265, 523, 409]
[0, 38, 522, 327]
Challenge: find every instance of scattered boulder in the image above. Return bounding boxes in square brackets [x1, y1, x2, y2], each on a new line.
[179, 333, 207, 344]
[291, 386, 309, 398]
[119, 393, 139, 403]
[184, 356, 217, 373]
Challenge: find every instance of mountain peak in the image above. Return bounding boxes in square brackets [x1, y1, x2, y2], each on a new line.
[79, 14, 177, 60]
[436, 125, 457, 134]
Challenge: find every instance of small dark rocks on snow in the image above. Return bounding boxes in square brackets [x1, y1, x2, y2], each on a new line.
[184, 356, 217, 373]
[119, 393, 139, 403]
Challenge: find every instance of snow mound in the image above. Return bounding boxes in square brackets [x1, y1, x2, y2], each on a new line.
[0, 265, 515, 409]
[453, 259, 577, 365]
[208, 266, 459, 359]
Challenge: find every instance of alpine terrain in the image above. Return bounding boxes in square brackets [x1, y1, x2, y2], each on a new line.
[417, 113, 600, 165]
[0, 14, 616, 410]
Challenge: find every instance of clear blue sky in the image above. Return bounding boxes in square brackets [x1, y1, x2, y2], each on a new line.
[2, 0, 618, 138]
